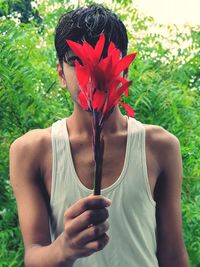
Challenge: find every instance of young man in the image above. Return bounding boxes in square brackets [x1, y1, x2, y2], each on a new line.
[10, 4, 189, 267]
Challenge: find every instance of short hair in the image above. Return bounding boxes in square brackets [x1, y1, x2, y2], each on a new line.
[55, 4, 128, 66]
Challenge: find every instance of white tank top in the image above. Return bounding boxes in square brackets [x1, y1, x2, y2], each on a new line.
[49, 117, 159, 267]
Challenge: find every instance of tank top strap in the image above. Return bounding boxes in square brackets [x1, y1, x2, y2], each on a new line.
[50, 118, 70, 205]
[126, 117, 156, 206]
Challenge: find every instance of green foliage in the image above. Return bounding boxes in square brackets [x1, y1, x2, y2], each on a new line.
[0, 0, 42, 24]
[0, 0, 199, 266]
[127, 26, 200, 267]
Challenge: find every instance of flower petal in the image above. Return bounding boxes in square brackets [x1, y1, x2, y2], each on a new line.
[106, 80, 132, 111]
[98, 55, 113, 82]
[92, 89, 105, 111]
[106, 79, 122, 111]
[116, 77, 129, 96]
[118, 101, 134, 117]
[75, 60, 90, 92]
[66, 40, 87, 65]
[83, 41, 96, 62]
[114, 52, 137, 76]
[111, 48, 121, 66]
[108, 41, 116, 56]
[94, 33, 105, 61]
[79, 91, 89, 110]
[116, 81, 132, 99]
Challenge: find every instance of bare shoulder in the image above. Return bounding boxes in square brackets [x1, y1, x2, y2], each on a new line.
[143, 124, 181, 170]
[10, 127, 52, 178]
[143, 124, 180, 147]
[10, 127, 51, 154]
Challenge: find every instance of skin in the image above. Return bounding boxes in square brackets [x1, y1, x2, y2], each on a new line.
[9, 57, 189, 267]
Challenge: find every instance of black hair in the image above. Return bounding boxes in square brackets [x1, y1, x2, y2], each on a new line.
[55, 4, 128, 66]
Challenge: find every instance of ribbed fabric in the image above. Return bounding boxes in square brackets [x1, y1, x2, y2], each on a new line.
[49, 117, 159, 267]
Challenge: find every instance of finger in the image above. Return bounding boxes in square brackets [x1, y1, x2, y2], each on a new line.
[75, 220, 110, 247]
[68, 208, 109, 237]
[73, 233, 110, 258]
[64, 208, 109, 237]
[84, 233, 109, 254]
[65, 195, 111, 219]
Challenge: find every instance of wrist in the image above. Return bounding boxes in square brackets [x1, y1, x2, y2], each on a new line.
[55, 233, 76, 267]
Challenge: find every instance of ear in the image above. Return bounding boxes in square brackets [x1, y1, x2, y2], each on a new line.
[56, 62, 67, 88]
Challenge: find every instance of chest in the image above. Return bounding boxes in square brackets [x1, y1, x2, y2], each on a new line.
[42, 132, 159, 201]
[71, 134, 128, 191]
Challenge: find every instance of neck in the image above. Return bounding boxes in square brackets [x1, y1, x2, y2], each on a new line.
[66, 103, 127, 137]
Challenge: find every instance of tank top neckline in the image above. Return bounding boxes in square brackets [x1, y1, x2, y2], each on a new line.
[61, 115, 132, 194]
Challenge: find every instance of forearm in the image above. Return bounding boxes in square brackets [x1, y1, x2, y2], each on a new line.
[158, 251, 189, 267]
[24, 237, 75, 267]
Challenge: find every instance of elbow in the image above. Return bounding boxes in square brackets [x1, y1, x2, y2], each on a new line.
[24, 249, 33, 267]
[24, 245, 41, 267]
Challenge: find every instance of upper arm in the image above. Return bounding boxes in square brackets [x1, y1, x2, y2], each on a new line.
[153, 129, 189, 264]
[9, 132, 51, 251]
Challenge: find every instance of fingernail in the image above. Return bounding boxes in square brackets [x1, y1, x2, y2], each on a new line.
[105, 198, 112, 206]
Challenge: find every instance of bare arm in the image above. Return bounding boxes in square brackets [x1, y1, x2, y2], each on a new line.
[153, 129, 189, 267]
[10, 131, 111, 267]
[9, 132, 67, 266]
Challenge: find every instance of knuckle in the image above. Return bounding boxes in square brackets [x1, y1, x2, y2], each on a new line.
[104, 221, 109, 231]
[93, 233, 109, 251]
[93, 226, 100, 237]
[91, 221, 109, 239]
[64, 210, 69, 220]
[83, 250, 93, 257]
[105, 208, 109, 217]
[85, 210, 93, 222]
[70, 238, 78, 250]
[70, 234, 85, 250]
[64, 224, 69, 233]
[82, 199, 89, 210]
[97, 209, 108, 222]
[72, 237, 81, 248]
[102, 208, 109, 219]
[99, 198, 105, 206]
[64, 225, 73, 240]
[96, 240, 105, 251]
[63, 221, 73, 239]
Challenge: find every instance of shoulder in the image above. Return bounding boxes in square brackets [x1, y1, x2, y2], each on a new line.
[143, 123, 181, 170]
[10, 127, 52, 154]
[143, 124, 180, 148]
[10, 127, 52, 175]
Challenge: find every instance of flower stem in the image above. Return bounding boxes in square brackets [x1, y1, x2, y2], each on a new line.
[93, 111, 104, 195]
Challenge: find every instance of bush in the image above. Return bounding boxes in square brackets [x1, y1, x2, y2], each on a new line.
[0, 0, 199, 266]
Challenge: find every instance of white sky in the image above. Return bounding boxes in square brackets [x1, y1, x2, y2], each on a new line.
[134, 0, 200, 25]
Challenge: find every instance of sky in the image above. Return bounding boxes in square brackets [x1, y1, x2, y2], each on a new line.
[134, 0, 200, 25]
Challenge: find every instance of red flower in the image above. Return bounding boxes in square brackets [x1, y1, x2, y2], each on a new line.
[65, 34, 136, 195]
[66, 34, 136, 124]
